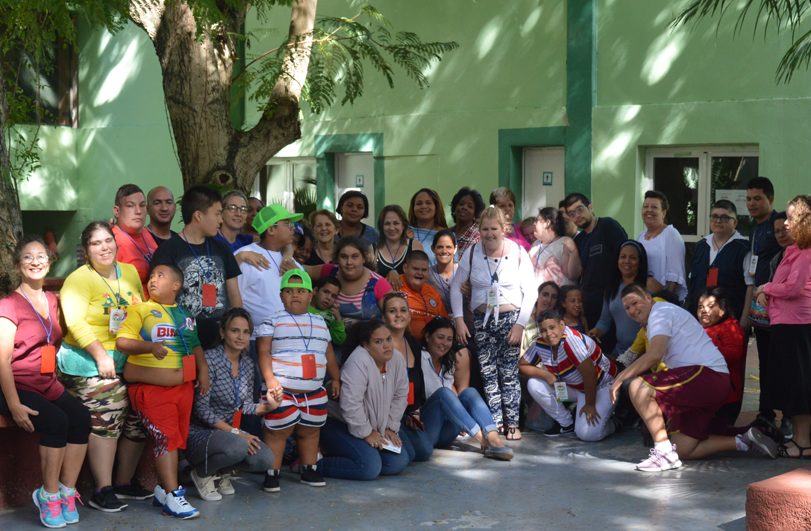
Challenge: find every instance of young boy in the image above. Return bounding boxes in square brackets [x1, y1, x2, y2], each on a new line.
[256, 270, 341, 492]
[116, 265, 210, 519]
[308, 276, 346, 347]
[400, 251, 448, 338]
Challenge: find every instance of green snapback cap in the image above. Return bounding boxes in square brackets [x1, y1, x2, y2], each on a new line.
[253, 204, 304, 234]
[280, 269, 312, 291]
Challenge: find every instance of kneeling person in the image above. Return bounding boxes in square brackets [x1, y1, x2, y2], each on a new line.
[610, 283, 778, 472]
[256, 270, 341, 492]
[520, 310, 618, 441]
[116, 265, 210, 519]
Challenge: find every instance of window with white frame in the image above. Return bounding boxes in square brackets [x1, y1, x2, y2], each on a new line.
[644, 146, 759, 243]
[254, 158, 317, 213]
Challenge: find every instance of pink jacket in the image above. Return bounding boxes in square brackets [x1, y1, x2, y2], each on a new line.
[764, 245, 811, 325]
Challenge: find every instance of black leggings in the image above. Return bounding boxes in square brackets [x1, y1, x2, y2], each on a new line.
[0, 388, 90, 448]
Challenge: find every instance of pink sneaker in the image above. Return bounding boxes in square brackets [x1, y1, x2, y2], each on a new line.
[636, 445, 682, 472]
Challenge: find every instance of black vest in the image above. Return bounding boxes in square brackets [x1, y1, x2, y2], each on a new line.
[690, 237, 750, 318]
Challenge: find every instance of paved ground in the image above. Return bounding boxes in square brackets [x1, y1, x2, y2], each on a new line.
[3, 339, 804, 530]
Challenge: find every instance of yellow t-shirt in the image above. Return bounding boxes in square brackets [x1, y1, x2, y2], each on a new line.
[118, 301, 201, 369]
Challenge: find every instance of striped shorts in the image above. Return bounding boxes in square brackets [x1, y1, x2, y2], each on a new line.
[262, 386, 328, 430]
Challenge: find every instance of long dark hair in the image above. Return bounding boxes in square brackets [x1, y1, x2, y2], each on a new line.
[408, 188, 448, 230]
[605, 240, 649, 303]
[218, 307, 254, 350]
[343, 320, 389, 360]
[420, 316, 457, 375]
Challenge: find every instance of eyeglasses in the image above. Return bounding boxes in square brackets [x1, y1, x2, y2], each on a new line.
[567, 205, 589, 217]
[224, 205, 250, 213]
[774, 228, 788, 236]
[709, 215, 735, 223]
[21, 254, 50, 264]
[274, 221, 292, 228]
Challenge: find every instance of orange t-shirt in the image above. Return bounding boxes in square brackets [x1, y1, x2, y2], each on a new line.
[112, 225, 158, 299]
[400, 274, 448, 338]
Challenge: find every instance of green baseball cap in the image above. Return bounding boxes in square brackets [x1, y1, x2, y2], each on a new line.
[280, 269, 312, 291]
[252, 204, 303, 235]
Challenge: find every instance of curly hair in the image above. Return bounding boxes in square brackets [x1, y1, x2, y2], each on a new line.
[788, 195, 811, 250]
[450, 187, 486, 224]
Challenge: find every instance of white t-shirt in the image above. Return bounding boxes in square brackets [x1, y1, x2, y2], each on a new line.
[235, 243, 302, 339]
[420, 349, 454, 398]
[638, 225, 688, 301]
[646, 302, 729, 373]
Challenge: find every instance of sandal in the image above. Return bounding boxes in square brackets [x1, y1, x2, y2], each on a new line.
[506, 427, 522, 441]
[777, 440, 811, 459]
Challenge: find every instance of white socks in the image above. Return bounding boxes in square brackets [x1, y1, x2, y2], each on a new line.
[735, 434, 749, 451]
[654, 440, 673, 454]
[59, 482, 75, 496]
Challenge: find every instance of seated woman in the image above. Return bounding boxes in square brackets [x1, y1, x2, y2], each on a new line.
[520, 310, 619, 440]
[381, 293, 431, 462]
[376, 205, 424, 292]
[697, 288, 748, 427]
[0, 238, 91, 528]
[419, 317, 513, 460]
[318, 321, 411, 480]
[186, 308, 278, 501]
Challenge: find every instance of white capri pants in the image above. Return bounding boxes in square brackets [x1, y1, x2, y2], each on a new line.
[526, 377, 617, 442]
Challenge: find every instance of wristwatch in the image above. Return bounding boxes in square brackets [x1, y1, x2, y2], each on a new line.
[230, 428, 240, 434]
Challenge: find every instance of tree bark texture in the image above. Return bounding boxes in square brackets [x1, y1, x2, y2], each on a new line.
[0, 64, 23, 298]
[129, 0, 317, 192]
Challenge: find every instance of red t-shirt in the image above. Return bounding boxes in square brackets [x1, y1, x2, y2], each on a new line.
[113, 225, 158, 298]
[0, 291, 64, 400]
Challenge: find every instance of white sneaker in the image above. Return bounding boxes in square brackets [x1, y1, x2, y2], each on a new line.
[217, 472, 235, 496]
[162, 488, 199, 519]
[636, 445, 682, 472]
[152, 485, 166, 508]
[190, 469, 222, 501]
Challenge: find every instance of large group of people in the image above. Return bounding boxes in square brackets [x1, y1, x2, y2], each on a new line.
[2, 176, 810, 528]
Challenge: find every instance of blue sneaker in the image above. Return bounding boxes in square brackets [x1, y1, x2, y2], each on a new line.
[162, 488, 199, 519]
[32, 488, 66, 528]
[60, 488, 82, 524]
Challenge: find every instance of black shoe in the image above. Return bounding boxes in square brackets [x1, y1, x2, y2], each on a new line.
[114, 479, 154, 500]
[88, 485, 128, 512]
[262, 471, 280, 493]
[300, 465, 326, 487]
[543, 421, 574, 437]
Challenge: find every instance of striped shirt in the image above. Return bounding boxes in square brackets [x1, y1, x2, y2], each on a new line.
[255, 310, 331, 391]
[524, 326, 616, 391]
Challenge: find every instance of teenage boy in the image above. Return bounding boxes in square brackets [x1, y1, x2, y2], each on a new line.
[400, 251, 448, 338]
[112, 184, 159, 296]
[610, 283, 778, 472]
[563, 193, 627, 333]
[150, 185, 242, 349]
[256, 270, 341, 492]
[116, 265, 209, 519]
[146, 186, 177, 246]
[308, 276, 346, 346]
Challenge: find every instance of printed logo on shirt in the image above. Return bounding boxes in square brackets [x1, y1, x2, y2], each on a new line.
[429, 299, 438, 308]
[150, 310, 163, 318]
[152, 324, 179, 341]
[589, 244, 603, 257]
[185, 317, 196, 331]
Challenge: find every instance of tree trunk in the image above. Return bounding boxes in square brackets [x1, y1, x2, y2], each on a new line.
[0, 64, 24, 298]
[129, 0, 317, 193]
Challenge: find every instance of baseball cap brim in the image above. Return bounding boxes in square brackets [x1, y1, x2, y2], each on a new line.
[253, 205, 304, 234]
[280, 269, 312, 291]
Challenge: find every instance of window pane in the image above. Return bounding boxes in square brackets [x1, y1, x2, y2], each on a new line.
[292, 163, 317, 217]
[710, 156, 758, 237]
[653, 157, 700, 236]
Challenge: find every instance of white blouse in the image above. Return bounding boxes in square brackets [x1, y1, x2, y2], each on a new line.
[638, 225, 688, 301]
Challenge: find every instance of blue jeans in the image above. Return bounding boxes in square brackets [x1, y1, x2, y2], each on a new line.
[399, 420, 433, 462]
[318, 418, 412, 480]
[420, 387, 497, 448]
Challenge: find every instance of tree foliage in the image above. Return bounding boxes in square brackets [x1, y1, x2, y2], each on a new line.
[674, 0, 811, 83]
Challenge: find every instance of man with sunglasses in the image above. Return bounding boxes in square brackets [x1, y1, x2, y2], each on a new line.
[562, 193, 628, 337]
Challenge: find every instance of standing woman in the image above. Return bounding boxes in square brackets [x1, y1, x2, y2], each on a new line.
[376, 205, 424, 291]
[490, 187, 531, 251]
[319, 321, 411, 480]
[637, 191, 687, 301]
[529, 207, 581, 287]
[381, 293, 432, 463]
[408, 188, 448, 266]
[57, 222, 150, 512]
[215, 191, 254, 252]
[336, 191, 379, 248]
[427, 230, 461, 322]
[451, 207, 538, 440]
[0, 238, 90, 528]
[307, 209, 340, 266]
[449, 187, 486, 261]
[756, 195, 811, 458]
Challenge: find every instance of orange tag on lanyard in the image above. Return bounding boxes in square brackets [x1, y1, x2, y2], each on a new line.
[40, 346, 56, 374]
[301, 354, 317, 379]
[407, 382, 415, 405]
[232, 409, 242, 430]
[182, 354, 196, 382]
[707, 268, 719, 288]
[201, 284, 217, 307]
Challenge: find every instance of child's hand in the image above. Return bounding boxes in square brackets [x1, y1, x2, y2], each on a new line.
[151, 340, 169, 360]
[258, 389, 283, 412]
[587, 328, 603, 343]
[196, 370, 210, 396]
[327, 379, 341, 400]
[329, 303, 342, 322]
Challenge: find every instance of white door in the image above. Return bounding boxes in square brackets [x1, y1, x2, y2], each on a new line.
[335, 153, 375, 220]
[522, 147, 565, 219]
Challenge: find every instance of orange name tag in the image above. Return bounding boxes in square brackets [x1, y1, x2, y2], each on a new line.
[301, 354, 317, 379]
[707, 268, 719, 288]
[201, 283, 217, 307]
[407, 382, 415, 405]
[40, 345, 56, 374]
[182, 355, 197, 382]
[232, 409, 242, 430]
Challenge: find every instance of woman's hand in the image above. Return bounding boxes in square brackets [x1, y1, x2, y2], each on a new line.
[587, 328, 603, 343]
[236, 251, 270, 271]
[265, 378, 283, 403]
[579, 404, 601, 427]
[387, 270, 403, 292]
[95, 355, 117, 379]
[757, 291, 769, 308]
[609, 378, 623, 404]
[459, 281, 472, 297]
[507, 324, 524, 346]
[238, 432, 263, 455]
[364, 430, 387, 449]
[562, 237, 576, 253]
[455, 318, 471, 346]
[9, 402, 38, 432]
[279, 259, 297, 275]
[384, 428, 402, 447]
